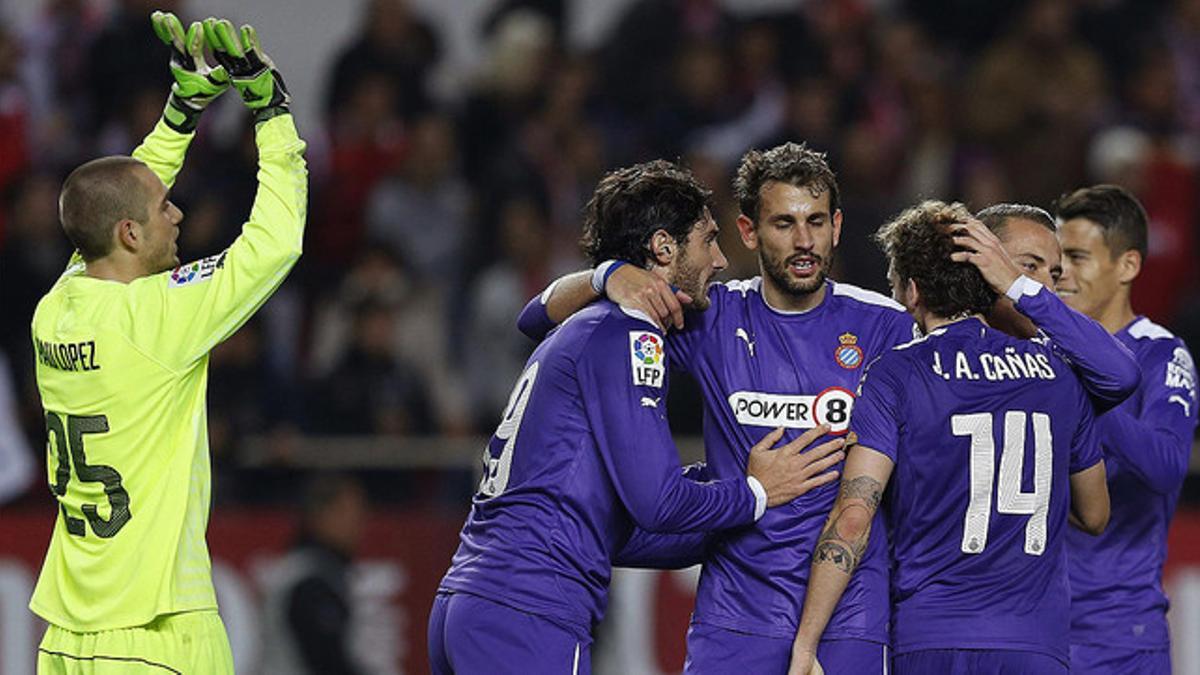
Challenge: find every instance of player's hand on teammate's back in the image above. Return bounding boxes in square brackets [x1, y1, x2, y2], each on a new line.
[747, 424, 847, 507]
[950, 219, 1023, 294]
[151, 11, 229, 132]
[606, 263, 693, 331]
[202, 18, 291, 121]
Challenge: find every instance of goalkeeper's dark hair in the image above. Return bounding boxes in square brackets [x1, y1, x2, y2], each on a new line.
[59, 157, 152, 261]
[875, 200, 997, 318]
[1053, 184, 1148, 261]
[734, 142, 839, 223]
[580, 159, 712, 268]
[976, 203, 1055, 237]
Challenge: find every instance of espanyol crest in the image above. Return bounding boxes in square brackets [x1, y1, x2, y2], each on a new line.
[834, 332, 864, 370]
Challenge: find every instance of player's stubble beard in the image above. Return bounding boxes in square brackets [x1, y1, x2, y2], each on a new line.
[760, 245, 833, 300]
[672, 247, 713, 311]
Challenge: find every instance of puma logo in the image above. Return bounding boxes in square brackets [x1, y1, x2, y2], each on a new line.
[640, 397, 660, 408]
[736, 328, 755, 357]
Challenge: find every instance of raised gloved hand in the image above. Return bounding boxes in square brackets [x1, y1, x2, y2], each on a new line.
[151, 11, 229, 133]
[203, 18, 291, 123]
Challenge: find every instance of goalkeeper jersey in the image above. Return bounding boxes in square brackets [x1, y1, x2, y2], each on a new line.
[29, 114, 307, 632]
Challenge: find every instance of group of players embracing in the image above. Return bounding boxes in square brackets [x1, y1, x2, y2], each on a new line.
[431, 143, 1199, 675]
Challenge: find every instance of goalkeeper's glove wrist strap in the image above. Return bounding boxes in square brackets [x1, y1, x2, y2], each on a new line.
[163, 95, 203, 134]
[253, 105, 291, 126]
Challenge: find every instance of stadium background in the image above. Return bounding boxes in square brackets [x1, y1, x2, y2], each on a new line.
[1, 0, 1200, 672]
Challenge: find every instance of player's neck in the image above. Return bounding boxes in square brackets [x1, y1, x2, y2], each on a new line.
[762, 276, 826, 313]
[1096, 296, 1137, 335]
[84, 256, 144, 284]
[924, 312, 986, 333]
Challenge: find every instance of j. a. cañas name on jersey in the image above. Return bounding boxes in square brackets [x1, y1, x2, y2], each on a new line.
[34, 337, 100, 372]
[930, 346, 1055, 383]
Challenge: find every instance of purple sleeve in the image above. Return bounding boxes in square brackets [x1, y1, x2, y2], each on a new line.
[613, 462, 717, 568]
[849, 355, 904, 461]
[578, 320, 757, 533]
[1069, 380, 1104, 474]
[1011, 279, 1139, 411]
[1093, 342, 1197, 493]
[517, 290, 556, 341]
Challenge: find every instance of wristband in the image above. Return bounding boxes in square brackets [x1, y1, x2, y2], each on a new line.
[591, 260, 627, 295]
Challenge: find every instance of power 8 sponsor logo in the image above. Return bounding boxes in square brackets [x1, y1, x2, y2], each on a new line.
[727, 387, 854, 434]
[629, 331, 665, 388]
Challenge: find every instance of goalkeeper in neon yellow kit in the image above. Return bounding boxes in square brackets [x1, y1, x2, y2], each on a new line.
[30, 12, 305, 674]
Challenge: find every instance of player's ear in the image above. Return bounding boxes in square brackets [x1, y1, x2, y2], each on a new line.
[649, 229, 675, 266]
[832, 209, 843, 247]
[1116, 248, 1141, 285]
[736, 214, 758, 250]
[114, 218, 141, 253]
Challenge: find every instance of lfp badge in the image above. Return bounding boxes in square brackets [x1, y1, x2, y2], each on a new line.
[629, 331, 665, 388]
[835, 332, 864, 370]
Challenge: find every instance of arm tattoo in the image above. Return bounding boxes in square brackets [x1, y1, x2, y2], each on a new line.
[813, 475, 884, 575]
[814, 540, 856, 574]
[839, 475, 883, 511]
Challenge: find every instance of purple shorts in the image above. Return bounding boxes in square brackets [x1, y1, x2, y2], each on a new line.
[1069, 643, 1170, 675]
[683, 622, 887, 674]
[893, 649, 1066, 675]
[428, 591, 592, 675]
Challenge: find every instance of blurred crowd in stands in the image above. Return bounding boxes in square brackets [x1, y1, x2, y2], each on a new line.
[2, 0, 1199, 503]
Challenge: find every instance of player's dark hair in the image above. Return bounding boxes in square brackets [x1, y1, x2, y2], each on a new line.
[876, 200, 997, 318]
[59, 157, 152, 261]
[580, 159, 712, 268]
[976, 203, 1055, 238]
[1053, 184, 1148, 260]
[734, 142, 839, 222]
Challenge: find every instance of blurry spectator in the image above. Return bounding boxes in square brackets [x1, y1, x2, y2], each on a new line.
[366, 113, 469, 286]
[310, 297, 434, 435]
[458, 9, 555, 188]
[0, 349, 34, 505]
[0, 23, 31, 238]
[598, 0, 732, 120]
[0, 174, 71, 372]
[463, 196, 557, 427]
[83, 0, 173, 136]
[19, 0, 101, 171]
[259, 473, 369, 675]
[966, 0, 1107, 203]
[1164, 0, 1200, 134]
[647, 38, 735, 159]
[309, 247, 470, 436]
[325, 0, 439, 125]
[208, 320, 294, 468]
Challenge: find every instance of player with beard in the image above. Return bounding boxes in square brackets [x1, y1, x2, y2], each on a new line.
[518, 143, 915, 673]
[430, 160, 847, 674]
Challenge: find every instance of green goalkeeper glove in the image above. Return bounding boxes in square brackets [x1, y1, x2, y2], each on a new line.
[151, 11, 229, 133]
[203, 18, 291, 123]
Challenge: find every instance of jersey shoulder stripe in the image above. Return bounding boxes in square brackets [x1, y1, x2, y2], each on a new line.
[831, 282, 905, 312]
[1128, 317, 1176, 341]
[721, 277, 763, 296]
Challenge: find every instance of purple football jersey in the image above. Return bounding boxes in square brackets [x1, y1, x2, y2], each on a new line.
[1069, 317, 1199, 649]
[439, 301, 758, 635]
[850, 317, 1102, 664]
[673, 279, 916, 641]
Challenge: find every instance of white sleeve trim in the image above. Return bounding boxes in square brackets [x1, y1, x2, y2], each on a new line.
[1005, 275, 1043, 302]
[591, 260, 618, 294]
[746, 476, 767, 521]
